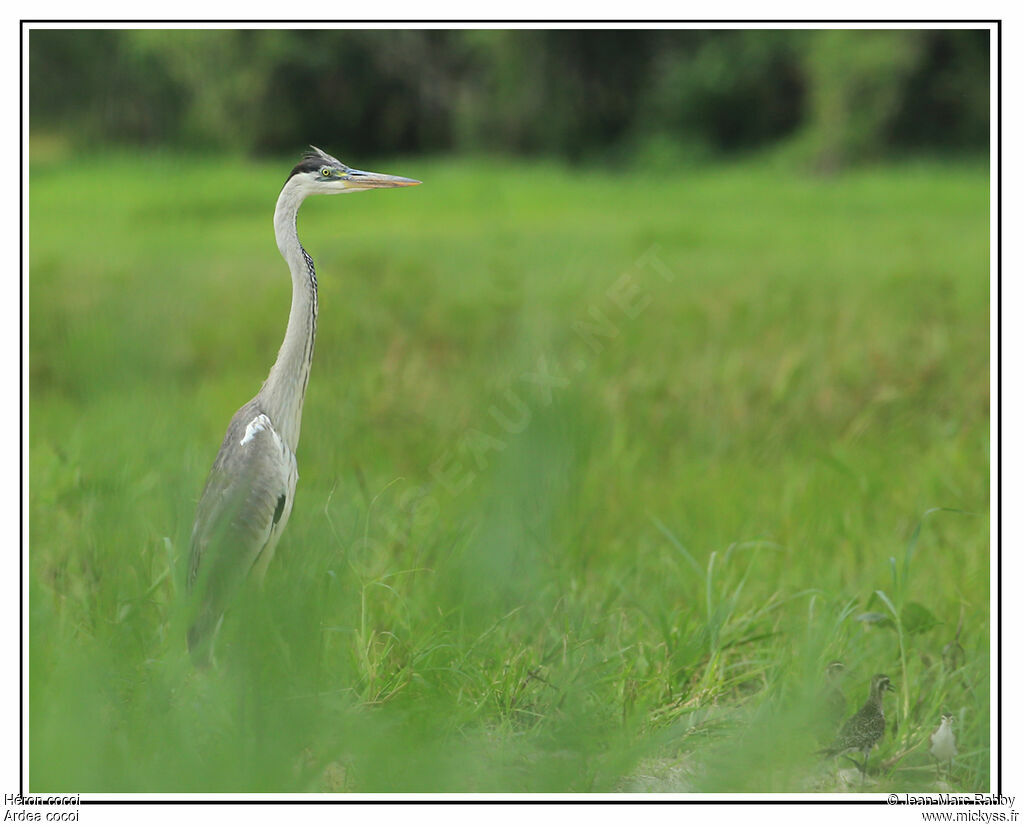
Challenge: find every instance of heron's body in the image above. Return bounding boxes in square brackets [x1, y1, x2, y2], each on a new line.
[186, 147, 419, 664]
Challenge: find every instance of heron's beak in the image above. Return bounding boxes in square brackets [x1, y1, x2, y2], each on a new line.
[345, 168, 421, 190]
[887, 683, 896, 692]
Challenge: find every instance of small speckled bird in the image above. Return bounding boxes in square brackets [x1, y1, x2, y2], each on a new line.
[930, 714, 957, 776]
[822, 673, 895, 783]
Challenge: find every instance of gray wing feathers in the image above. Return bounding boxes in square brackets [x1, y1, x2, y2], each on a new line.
[187, 402, 295, 659]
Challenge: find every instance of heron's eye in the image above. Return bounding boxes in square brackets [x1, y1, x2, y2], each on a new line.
[321, 167, 332, 177]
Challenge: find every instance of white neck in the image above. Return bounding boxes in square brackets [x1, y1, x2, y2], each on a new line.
[258, 176, 319, 452]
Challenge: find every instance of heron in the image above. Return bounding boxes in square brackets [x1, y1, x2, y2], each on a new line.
[186, 146, 420, 665]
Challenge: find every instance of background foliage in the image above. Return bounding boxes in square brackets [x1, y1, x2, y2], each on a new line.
[30, 28, 988, 167]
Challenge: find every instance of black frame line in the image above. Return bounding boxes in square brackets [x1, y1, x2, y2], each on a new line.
[19, 16, 1003, 806]
[19, 16, 25, 800]
[995, 17, 1002, 799]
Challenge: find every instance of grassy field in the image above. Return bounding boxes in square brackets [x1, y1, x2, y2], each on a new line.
[28, 152, 990, 793]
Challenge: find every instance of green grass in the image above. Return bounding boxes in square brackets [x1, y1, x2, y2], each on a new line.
[29, 151, 990, 793]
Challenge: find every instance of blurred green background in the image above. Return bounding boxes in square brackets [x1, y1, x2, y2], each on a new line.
[29, 27, 990, 793]
[31, 28, 988, 166]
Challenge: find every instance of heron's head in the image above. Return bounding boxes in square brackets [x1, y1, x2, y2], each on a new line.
[286, 146, 421, 194]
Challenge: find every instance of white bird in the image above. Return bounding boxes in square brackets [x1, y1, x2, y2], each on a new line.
[824, 660, 847, 728]
[186, 146, 419, 665]
[930, 714, 957, 776]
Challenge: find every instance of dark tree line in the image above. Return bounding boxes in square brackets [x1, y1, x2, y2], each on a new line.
[30, 28, 988, 167]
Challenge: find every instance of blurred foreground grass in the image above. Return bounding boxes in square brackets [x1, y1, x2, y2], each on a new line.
[29, 152, 989, 792]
